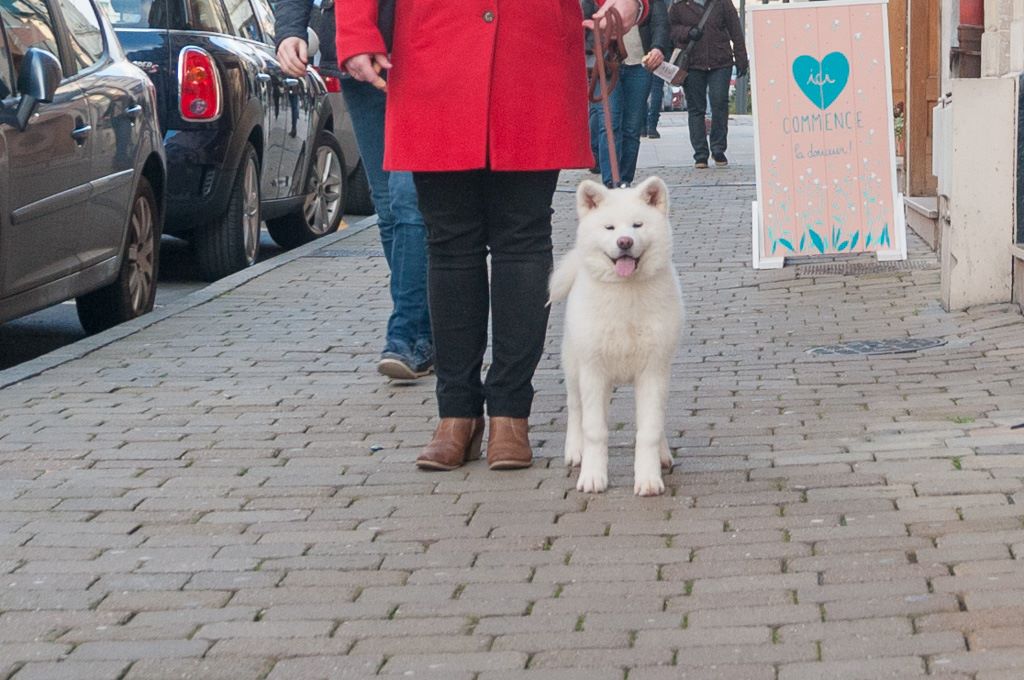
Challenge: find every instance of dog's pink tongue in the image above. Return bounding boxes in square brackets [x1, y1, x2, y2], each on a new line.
[615, 257, 637, 277]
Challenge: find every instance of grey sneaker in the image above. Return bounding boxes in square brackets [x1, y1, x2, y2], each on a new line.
[378, 352, 433, 380]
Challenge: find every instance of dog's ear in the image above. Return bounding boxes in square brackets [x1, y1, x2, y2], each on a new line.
[636, 177, 669, 215]
[577, 180, 609, 217]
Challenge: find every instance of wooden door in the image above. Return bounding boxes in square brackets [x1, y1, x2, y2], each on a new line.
[888, 0, 906, 132]
[906, 0, 940, 196]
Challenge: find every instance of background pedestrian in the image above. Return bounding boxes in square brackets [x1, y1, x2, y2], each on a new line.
[668, 0, 748, 168]
[275, 0, 433, 380]
[643, 0, 673, 139]
[585, 0, 670, 188]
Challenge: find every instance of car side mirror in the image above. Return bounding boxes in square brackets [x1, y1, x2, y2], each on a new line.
[13, 48, 62, 131]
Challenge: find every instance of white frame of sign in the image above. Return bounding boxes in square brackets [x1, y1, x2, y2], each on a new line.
[748, 0, 907, 269]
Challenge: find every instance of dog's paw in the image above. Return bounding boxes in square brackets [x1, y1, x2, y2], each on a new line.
[634, 475, 665, 497]
[576, 469, 608, 493]
[564, 446, 582, 467]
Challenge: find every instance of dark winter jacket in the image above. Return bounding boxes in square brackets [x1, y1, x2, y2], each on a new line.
[582, 0, 670, 61]
[668, 0, 748, 72]
[274, 0, 396, 69]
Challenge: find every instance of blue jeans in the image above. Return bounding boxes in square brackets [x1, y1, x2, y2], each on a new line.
[341, 78, 432, 362]
[646, 76, 664, 132]
[591, 64, 652, 186]
[588, 104, 600, 169]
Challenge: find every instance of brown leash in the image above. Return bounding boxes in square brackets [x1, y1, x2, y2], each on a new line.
[588, 8, 625, 186]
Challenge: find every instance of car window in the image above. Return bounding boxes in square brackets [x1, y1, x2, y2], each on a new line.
[56, 0, 103, 73]
[222, 0, 258, 41]
[248, 0, 271, 44]
[0, 23, 14, 98]
[101, 0, 169, 29]
[186, 0, 227, 33]
[0, 0, 62, 89]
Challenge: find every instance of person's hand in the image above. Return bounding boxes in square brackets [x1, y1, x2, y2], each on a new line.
[643, 48, 664, 71]
[344, 53, 391, 92]
[584, 0, 641, 32]
[736, 63, 749, 78]
[277, 36, 308, 78]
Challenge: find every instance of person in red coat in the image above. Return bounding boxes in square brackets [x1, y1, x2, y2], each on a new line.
[338, 0, 649, 472]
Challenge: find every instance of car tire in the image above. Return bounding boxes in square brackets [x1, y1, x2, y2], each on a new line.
[76, 177, 161, 335]
[267, 130, 346, 249]
[344, 158, 375, 215]
[194, 142, 261, 281]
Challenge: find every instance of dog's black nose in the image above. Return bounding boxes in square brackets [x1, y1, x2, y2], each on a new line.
[617, 236, 634, 251]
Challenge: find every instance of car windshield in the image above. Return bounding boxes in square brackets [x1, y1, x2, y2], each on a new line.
[99, 0, 168, 28]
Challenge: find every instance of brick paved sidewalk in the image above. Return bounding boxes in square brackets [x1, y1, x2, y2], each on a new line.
[2, 147, 1024, 679]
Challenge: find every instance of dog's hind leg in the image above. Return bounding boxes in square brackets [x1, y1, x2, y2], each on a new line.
[564, 362, 583, 468]
[576, 367, 612, 493]
[633, 367, 670, 497]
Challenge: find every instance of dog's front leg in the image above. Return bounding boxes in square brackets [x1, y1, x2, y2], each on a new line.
[576, 367, 612, 493]
[634, 367, 670, 497]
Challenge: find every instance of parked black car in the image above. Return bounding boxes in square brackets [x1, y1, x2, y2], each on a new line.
[104, 0, 344, 280]
[0, 0, 166, 333]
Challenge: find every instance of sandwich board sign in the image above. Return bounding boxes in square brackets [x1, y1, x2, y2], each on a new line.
[748, 0, 906, 269]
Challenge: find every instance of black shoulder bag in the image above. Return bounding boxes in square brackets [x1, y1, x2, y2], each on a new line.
[670, 0, 716, 85]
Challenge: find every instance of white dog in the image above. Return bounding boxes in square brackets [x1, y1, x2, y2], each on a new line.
[549, 177, 683, 496]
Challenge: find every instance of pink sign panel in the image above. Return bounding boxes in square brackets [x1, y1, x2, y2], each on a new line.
[749, 0, 905, 267]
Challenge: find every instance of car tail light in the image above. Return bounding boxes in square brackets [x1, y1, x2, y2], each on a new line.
[313, 66, 341, 93]
[179, 47, 221, 121]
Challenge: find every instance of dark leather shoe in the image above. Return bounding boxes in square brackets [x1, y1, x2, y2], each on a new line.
[416, 417, 484, 471]
[487, 417, 533, 470]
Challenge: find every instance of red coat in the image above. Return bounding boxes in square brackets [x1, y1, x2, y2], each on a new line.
[337, 0, 647, 172]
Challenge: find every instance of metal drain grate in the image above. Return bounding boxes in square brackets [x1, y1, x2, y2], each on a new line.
[306, 247, 385, 258]
[808, 337, 947, 357]
[795, 259, 939, 276]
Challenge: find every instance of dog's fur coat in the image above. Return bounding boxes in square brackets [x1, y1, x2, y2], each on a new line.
[549, 177, 683, 496]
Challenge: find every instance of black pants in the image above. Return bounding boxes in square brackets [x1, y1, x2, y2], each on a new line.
[682, 66, 732, 162]
[412, 170, 559, 419]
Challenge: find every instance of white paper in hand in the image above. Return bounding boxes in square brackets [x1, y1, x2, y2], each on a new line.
[653, 61, 680, 83]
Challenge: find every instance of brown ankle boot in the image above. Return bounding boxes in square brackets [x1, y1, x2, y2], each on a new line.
[416, 417, 485, 471]
[487, 417, 533, 470]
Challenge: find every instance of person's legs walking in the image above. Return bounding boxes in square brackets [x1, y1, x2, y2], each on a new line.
[647, 75, 664, 137]
[413, 171, 489, 419]
[340, 78, 393, 264]
[342, 78, 431, 376]
[482, 170, 558, 419]
[386, 170, 432, 367]
[682, 69, 710, 165]
[588, 101, 601, 173]
[707, 65, 732, 164]
[482, 170, 559, 469]
[618, 64, 653, 185]
[596, 80, 625, 187]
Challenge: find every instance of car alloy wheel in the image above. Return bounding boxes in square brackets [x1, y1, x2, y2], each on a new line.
[76, 177, 162, 335]
[303, 144, 343, 236]
[127, 191, 156, 315]
[242, 155, 260, 265]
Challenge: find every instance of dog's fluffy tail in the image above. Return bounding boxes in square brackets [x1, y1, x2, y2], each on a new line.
[548, 249, 579, 305]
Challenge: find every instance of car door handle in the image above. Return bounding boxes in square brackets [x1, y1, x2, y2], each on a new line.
[125, 104, 143, 118]
[256, 73, 272, 83]
[71, 124, 92, 143]
[283, 77, 300, 87]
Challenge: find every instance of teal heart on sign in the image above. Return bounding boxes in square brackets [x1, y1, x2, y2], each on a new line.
[792, 52, 850, 110]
